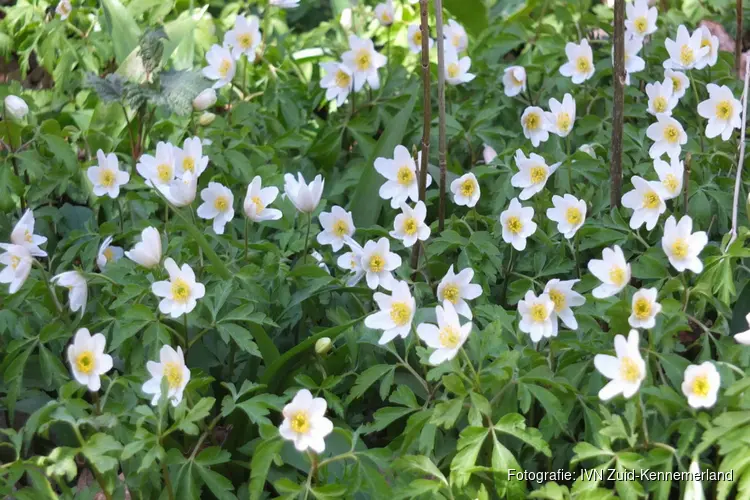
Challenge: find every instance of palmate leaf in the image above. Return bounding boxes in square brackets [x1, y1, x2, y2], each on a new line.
[157, 70, 212, 116]
[85, 73, 126, 102]
[139, 28, 167, 75]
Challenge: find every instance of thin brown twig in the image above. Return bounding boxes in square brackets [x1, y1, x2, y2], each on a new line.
[609, 0, 626, 208]
[434, 0, 447, 232]
[725, 56, 750, 251]
[737, 0, 744, 78]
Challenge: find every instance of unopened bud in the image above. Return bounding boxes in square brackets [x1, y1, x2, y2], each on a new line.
[4, 95, 28, 120]
[315, 337, 332, 355]
[198, 112, 216, 126]
[193, 88, 217, 111]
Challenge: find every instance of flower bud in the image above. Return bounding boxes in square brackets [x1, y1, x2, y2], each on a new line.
[482, 144, 497, 164]
[578, 144, 597, 159]
[315, 337, 332, 355]
[4, 95, 28, 120]
[198, 112, 216, 126]
[193, 88, 217, 111]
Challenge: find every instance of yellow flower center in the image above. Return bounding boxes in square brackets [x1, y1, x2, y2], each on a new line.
[389, 302, 411, 326]
[238, 33, 253, 50]
[505, 216, 522, 234]
[103, 247, 114, 262]
[671, 238, 689, 258]
[290, 411, 310, 433]
[59, 2, 70, 14]
[556, 112, 571, 133]
[692, 375, 710, 397]
[75, 351, 95, 374]
[460, 178, 475, 197]
[214, 195, 229, 211]
[157, 164, 172, 183]
[402, 217, 418, 235]
[530, 166, 547, 184]
[171, 278, 191, 303]
[700, 38, 711, 49]
[642, 190, 660, 209]
[663, 124, 680, 144]
[219, 59, 232, 77]
[380, 11, 392, 23]
[100, 169, 116, 188]
[524, 112, 541, 131]
[511, 71, 524, 86]
[397, 166, 414, 186]
[566, 207, 582, 225]
[24, 230, 32, 243]
[679, 45, 694, 66]
[335, 70, 351, 89]
[412, 30, 422, 46]
[530, 303, 548, 322]
[452, 34, 462, 48]
[442, 284, 460, 304]
[182, 157, 195, 173]
[10, 255, 20, 269]
[576, 56, 591, 73]
[355, 49, 371, 71]
[251, 196, 264, 213]
[368, 254, 384, 273]
[620, 356, 641, 383]
[653, 96, 668, 114]
[333, 219, 349, 237]
[664, 174, 679, 194]
[633, 297, 652, 320]
[548, 289, 565, 312]
[447, 62, 460, 79]
[633, 16, 648, 34]
[609, 267, 626, 286]
[163, 361, 184, 389]
[439, 326, 461, 348]
[716, 100, 733, 120]
[671, 76, 682, 92]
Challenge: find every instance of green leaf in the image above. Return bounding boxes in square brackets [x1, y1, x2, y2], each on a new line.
[365, 406, 416, 433]
[174, 397, 215, 436]
[100, 0, 141, 64]
[249, 438, 284, 500]
[41, 135, 77, 173]
[216, 323, 261, 357]
[346, 364, 394, 404]
[394, 455, 448, 486]
[443, 0, 489, 37]
[451, 426, 488, 487]
[430, 397, 464, 429]
[158, 70, 211, 116]
[494, 413, 552, 457]
[82, 433, 123, 473]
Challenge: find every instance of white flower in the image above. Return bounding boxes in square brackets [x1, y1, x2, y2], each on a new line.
[55, 0, 72, 19]
[375, 145, 431, 208]
[502, 66, 526, 97]
[444, 19, 468, 53]
[483, 144, 497, 164]
[663, 25, 709, 71]
[390, 201, 430, 248]
[52, 270, 87, 313]
[664, 69, 690, 100]
[654, 156, 683, 200]
[202, 44, 236, 89]
[646, 115, 687, 159]
[136, 141, 175, 189]
[341, 35, 387, 91]
[270, 0, 299, 8]
[661, 215, 707, 273]
[337, 237, 365, 286]
[96, 236, 123, 271]
[142, 345, 191, 407]
[624, 0, 657, 39]
[734, 313, 750, 345]
[311, 251, 330, 274]
[682, 362, 720, 408]
[499, 197, 536, 251]
[151, 258, 205, 318]
[365, 280, 415, 344]
[279, 389, 334, 453]
[224, 15, 261, 60]
[695, 25, 719, 69]
[416, 301, 472, 364]
[374, 0, 394, 26]
[697, 84, 742, 141]
[360, 237, 401, 290]
[197, 182, 235, 235]
[629, 287, 662, 329]
[88, 150, 130, 199]
[407, 24, 433, 54]
[284, 173, 324, 214]
[511, 149, 559, 200]
[11, 209, 47, 257]
[67, 328, 113, 392]
[646, 79, 678, 117]
[546, 194, 586, 239]
[320, 62, 353, 106]
[193, 88, 217, 111]
[685, 461, 705, 500]
[164, 171, 198, 207]
[623, 37, 645, 85]
[559, 39, 595, 84]
[125, 227, 162, 269]
[450, 172, 480, 207]
[621, 176, 667, 230]
[444, 47, 475, 85]
[544, 93, 576, 137]
[244, 176, 282, 222]
[594, 329, 646, 400]
[4, 95, 28, 120]
[318, 206, 355, 251]
[587, 245, 631, 298]
[544, 279, 585, 330]
[521, 106, 549, 147]
[173, 137, 208, 178]
[0, 244, 32, 294]
[436, 265, 482, 319]
[517, 290, 556, 342]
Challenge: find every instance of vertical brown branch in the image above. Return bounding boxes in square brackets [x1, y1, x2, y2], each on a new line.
[610, 0, 626, 208]
[737, 0, 744, 78]
[410, 0, 433, 271]
[434, 0, 447, 231]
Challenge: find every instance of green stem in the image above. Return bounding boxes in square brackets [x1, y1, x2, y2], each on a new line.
[460, 347, 480, 389]
[162, 461, 175, 500]
[244, 217, 249, 260]
[172, 207, 231, 279]
[689, 71, 704, 153]
[638, 393, 649, 445]
[183, 314, 189, 354]
[72, 425, 112, 500]
[303, 212, 311, 261]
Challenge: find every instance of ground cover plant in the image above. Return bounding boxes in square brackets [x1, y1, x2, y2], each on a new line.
[2, 0, 750, 498]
